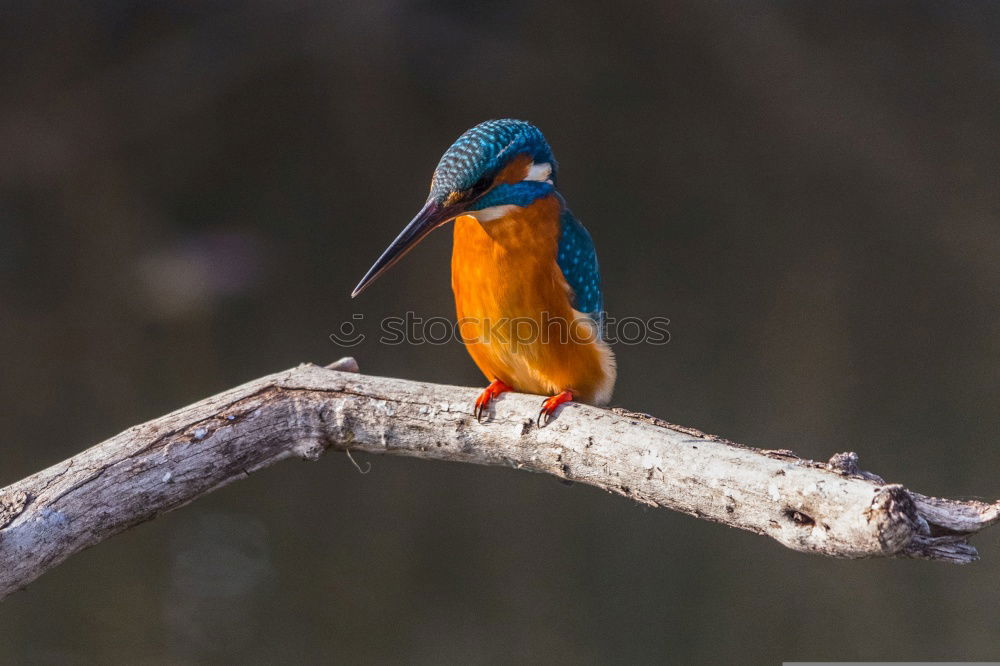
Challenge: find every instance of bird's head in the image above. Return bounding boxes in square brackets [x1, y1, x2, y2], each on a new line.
[352, 119, 557, 297]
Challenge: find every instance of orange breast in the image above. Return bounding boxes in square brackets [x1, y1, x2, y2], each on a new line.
[451, 196, 615, 405]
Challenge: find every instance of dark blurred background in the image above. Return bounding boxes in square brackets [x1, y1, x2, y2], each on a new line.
[1, 1, 998, 663]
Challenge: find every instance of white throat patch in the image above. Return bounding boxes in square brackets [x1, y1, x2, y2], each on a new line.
[469, 204, 519, 222]
[525, 161, 553, 183]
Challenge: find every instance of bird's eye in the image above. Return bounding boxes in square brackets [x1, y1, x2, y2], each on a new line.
[469, 176, 492, 197]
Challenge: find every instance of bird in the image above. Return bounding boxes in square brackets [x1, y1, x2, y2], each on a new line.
[352, 119, 615, 425]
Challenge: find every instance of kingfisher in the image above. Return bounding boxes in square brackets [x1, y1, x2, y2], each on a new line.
[352, 119, 615, 425]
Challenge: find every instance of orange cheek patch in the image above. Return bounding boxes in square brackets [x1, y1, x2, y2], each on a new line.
[494, 153, 533, 184]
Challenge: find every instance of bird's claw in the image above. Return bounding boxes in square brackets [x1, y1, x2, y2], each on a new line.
[537, 390, 574, 427]
[473, 380, 512, 423]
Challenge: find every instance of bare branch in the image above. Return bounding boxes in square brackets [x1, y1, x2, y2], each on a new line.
[0, 358, 997, 599]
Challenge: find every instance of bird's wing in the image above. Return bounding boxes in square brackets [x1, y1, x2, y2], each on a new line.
[557, 209, 605, 330]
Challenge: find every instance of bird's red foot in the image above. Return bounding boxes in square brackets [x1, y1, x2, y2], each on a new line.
[474, 379, 512, 422]
[538, 390, 574, 427]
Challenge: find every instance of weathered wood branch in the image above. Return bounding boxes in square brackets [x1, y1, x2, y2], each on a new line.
[1, 358, 997, 599]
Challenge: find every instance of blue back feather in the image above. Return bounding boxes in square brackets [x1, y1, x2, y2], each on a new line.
[557, 209, 604, 329]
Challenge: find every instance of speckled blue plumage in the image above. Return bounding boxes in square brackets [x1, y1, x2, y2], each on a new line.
[557, 209, 604, 327]
[430, 119, 556, 200]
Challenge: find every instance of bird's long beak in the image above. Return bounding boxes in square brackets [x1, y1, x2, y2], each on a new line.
[351, 200, 453, 298]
